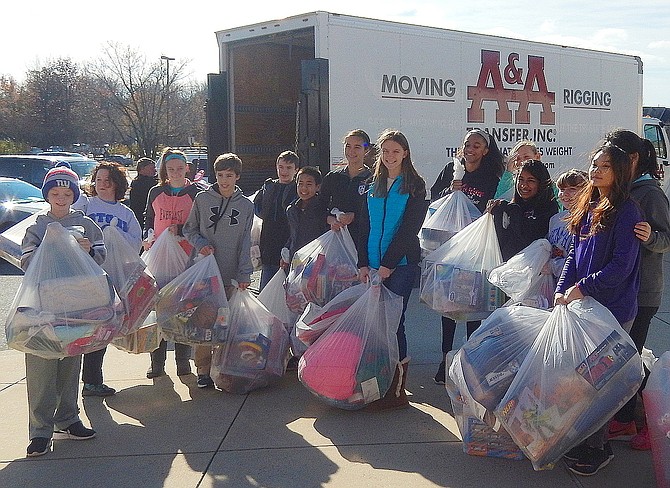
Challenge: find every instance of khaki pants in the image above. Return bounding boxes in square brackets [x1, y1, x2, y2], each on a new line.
[194, 345, 213, 375]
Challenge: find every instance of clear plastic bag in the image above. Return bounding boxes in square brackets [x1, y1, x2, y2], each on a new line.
[451, 305, 550, 426]
[295, 282, 367, 346]
[445, 350, 525, 460]
[420, 214, 505, 321]
[285, 227, 360, 313]
[155, 254, 230, 345]
[494, 297, 643, 470]
[112, 311, 160, 354]
[102, 224, 158, 336]
[141, 230, 189, 288]
[419, 191, 481, 253]
[257, 268, 297, 330]
[211, 288, 290, 394]
[6, 222, 123, 359]
[488, 239, 552, 303]
[298, 279, 402, 410]
[642, 350, 670, 488]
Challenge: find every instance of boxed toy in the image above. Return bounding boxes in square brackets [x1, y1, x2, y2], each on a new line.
[446, 351, 525, 460]
[112, 311, 160, 354]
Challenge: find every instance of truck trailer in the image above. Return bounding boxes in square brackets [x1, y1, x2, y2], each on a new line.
[207, 11, 669, 194]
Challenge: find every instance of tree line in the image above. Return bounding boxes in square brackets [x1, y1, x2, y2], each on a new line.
[0, 42, 206, 159]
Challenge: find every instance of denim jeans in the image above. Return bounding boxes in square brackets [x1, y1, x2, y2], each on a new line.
[380, 264, 419, 360]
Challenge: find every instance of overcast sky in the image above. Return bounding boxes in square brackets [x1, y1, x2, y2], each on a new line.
[4, 0, 669, 106]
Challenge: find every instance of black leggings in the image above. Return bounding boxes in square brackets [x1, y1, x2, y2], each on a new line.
[615, 306, 658, 423]
[441, 316, 481, 354]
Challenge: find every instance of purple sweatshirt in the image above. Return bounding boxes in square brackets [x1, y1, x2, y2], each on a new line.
[556, 198, 642, 324]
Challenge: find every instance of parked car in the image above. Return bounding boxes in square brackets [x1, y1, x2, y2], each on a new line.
[0, 177, 49, 232]
[0, 154, 98, 188]
[104, 154, 134, 166]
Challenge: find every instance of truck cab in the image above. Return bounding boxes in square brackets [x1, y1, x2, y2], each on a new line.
[641, 116, 670, 195]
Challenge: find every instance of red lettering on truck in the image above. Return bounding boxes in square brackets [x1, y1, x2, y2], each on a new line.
[467, 50, 556, 125]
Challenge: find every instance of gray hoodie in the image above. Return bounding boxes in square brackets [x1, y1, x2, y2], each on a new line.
[184, 186, 254, 285]
[21, 210, 106, 271]
[631, 177, 670, 307]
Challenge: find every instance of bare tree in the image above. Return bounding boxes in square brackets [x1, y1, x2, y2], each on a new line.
[86, 42, 189, 158]
[23, 58, 79, 148]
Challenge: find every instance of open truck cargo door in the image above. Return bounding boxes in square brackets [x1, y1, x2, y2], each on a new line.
[297, 58, 330, 175]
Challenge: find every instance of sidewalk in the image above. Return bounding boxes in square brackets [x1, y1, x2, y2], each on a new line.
[0, 286, 661, 488]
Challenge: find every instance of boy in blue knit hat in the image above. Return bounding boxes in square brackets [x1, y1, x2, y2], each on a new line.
[21, 162, 105, 458]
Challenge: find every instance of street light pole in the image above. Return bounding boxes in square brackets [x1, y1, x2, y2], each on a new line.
[160, 55, 175, 144]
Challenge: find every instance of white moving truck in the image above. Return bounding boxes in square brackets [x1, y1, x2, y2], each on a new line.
[208, 11, 669, 194]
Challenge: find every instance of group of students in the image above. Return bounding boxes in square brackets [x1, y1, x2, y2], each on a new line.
[254, 126, 669, 475]
[19, 126, 669, 477]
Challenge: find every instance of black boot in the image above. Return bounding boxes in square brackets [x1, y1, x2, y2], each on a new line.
[147, 340, 167, 378]
[175, 343, 192, 376]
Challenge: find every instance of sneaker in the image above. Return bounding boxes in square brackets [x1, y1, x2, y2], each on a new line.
[176, 361, 192, 376]
[146, 367, 166, 379]
[608, 419, 637, 441]
[197, 375, 214, 388]
[53, 421, 96, 441]
[26, 437, 51, 457]
[433, 359, 446, 385]
[564, 441, 613, 462]
[82, 383, 116, 397]
[631, 426, 651, 451]
[567, 445, 612, 476]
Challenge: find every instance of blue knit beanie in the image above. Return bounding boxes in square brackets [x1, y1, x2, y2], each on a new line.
[42, 162, 80, 202]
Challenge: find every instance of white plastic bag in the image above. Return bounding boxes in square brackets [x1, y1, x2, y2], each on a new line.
[6, 222, 123, 359]
[298, 278, 402, 410]
[141, 230, 189, 288]
[155, 254, 230, 345]
[494, 297, 643, 470]
[211, 288, 290, 394]
[285, 227, 359, 313]
[102, 224, 158, 336]
[420, 214, 505, 321]
[488, 238, 554, 307]
[419, 191, 481, 253]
